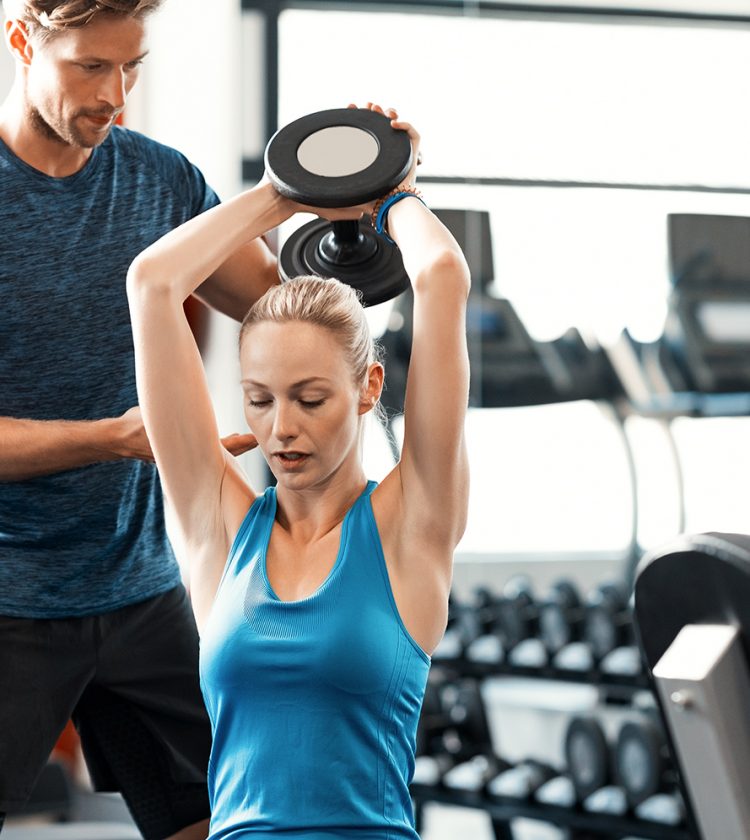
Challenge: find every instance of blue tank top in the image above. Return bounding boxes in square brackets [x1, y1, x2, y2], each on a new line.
[199, 481, 431, 840]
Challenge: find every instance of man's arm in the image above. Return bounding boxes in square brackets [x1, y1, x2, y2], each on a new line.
[0, 407, 257, 481]
[0, 407, 150, 482]
[194, 236, 279, 322]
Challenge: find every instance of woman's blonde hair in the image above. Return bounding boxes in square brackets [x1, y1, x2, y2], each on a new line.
[240, 276, 384, 404]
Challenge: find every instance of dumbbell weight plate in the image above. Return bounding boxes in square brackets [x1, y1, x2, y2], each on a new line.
[584, 581, 632, 660]
[278, 217, 410, 307]
[615, 719, 665, 806]
[539, 579, 583, 654]
[564, 716, 610, 801]
[265, 108, 413, 207]
[497, 576, 538, 650]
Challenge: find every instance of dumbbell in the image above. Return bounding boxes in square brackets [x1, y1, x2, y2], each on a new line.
[487, 759, 558, 800]
[564, 716, 631, 816]
[495, 577, 547, 666]
[434, 589, 493, 659]
[583, 581, 634, 662]
[538, 579, 586, 655]
[437, 678, 507, 792]
[564, 716, 611, 803]
[463, 586, 507, 664]
[439, 678, 495, 760]
[265, 108, 414, 306]
[413, 678, 456, 786]
[614, 714, 679, 809]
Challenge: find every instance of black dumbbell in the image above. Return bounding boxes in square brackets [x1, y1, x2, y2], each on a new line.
[413, 678, 456, 786]
[496, 576, 539, 651]
[583, 581, 633, 662]
[464, 586, 507, 664]
[564, 716, 611, 802]
[436, 587, 501, 660]
[439, 678, 495, 762]
[614, 715, 678, 808]
[265, 108, 414, 307]
[437, 678, 507, 793]
[538, 579, 585, 655]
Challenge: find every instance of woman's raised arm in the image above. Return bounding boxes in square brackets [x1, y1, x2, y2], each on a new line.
[385, 119, 471, 552]
[126, 184, 293, 614]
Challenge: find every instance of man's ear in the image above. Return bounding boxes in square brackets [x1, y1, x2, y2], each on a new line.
[5, 19, 33, 66]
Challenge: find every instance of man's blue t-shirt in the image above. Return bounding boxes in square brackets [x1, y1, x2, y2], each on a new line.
[0, 126, 220, 618]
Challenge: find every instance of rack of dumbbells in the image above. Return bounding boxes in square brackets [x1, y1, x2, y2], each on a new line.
[410, 577, 693, 840]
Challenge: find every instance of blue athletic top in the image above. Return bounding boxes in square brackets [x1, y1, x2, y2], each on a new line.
[200, 481, 431, 840]
[0, 126, 219, 618]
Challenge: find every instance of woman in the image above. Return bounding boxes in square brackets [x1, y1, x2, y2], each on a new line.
[127, 106, 470, 839]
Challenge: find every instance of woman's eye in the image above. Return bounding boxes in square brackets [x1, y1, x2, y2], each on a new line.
[247, 399, 271, 408]
[300, 399, 325, 409]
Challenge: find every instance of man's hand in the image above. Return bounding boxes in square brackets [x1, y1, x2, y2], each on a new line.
[220, 432, 258, 457]
[111, 406, 154, 462]
[112, 407, 258, 462]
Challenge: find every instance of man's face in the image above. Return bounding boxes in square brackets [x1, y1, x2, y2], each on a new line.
[23, 13, 148, 148]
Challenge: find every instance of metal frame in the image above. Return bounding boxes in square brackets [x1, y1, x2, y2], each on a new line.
[654, 623, 750, 839]
[241, 0, 750, 186]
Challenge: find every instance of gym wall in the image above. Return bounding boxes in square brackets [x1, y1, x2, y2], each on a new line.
[0, 34, 12, 96]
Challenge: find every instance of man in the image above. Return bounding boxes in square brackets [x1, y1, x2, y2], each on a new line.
[0, 1, 277, 838]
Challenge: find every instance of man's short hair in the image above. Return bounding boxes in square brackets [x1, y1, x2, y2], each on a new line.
[2, 0, 164, 38]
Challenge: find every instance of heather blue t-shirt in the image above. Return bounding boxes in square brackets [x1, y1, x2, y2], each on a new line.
[0, 126, 219, 618]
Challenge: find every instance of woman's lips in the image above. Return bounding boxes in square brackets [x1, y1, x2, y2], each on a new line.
[274, 452, 310, 470]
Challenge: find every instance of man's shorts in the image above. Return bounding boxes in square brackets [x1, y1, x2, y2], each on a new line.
[0, 585, 212, 839]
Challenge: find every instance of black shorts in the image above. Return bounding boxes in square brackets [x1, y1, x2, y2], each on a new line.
[0, 585, 211, 839]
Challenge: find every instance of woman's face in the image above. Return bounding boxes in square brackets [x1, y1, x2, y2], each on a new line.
[240, 321, 376, 490]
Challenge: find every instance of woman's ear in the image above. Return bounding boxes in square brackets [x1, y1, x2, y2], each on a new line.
[358, 362, 384, 415]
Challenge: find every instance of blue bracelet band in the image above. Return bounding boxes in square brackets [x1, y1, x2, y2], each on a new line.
[374, 191, 425, 243]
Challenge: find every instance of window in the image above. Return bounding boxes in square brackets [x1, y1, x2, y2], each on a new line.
[274, 5, 750, 558]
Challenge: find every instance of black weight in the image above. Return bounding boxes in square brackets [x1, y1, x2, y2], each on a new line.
[496, 576, 538, 650]
[265, 108, 413, 207]
[583, 581, 633, 660]
[614, 719, 666, 806]
[279, 217, 410, 307]
[564, 716, 610, 801]
[440, 678, 494, 761]
[539, 579, 584, 654]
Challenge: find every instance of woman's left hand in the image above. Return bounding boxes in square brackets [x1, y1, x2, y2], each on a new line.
[350, 102, 422, 191]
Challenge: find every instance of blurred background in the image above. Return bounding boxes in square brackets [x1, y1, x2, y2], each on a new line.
[5, 1, 750, 838]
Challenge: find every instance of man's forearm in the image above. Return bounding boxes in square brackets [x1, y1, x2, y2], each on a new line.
[194, 233, 281, 322]
[0, 416, 124, 481]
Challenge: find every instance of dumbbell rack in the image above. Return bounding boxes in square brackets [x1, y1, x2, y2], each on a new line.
[411, 782, 691, 840]
[432, 656, 651, 698]
[411, 654, 695, 840]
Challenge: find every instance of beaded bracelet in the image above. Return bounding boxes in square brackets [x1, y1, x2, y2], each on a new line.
[371, 186, 425, 243]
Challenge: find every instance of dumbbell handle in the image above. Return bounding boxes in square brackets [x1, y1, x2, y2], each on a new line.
[332, 220, 360, 241]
